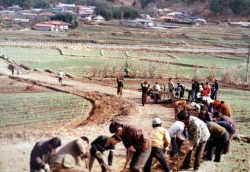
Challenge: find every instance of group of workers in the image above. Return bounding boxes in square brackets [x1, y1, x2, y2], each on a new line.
[30, 78, 236, 172]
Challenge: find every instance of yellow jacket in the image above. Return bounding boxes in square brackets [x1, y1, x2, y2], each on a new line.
[149, 127, 171, 149]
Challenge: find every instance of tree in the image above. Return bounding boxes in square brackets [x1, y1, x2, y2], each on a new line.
[50, 12, 78, 29]
[210, 0, 220, 12]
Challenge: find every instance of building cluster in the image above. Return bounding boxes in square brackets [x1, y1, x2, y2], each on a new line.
[0, 3, 102, 31]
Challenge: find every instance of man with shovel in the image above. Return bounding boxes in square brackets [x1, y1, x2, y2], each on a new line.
[109, 121, 152, 172]
[89, 135, 121, 172]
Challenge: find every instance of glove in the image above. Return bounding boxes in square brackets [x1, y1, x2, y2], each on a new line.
[44, 164, 50, 172]
[96, 151, 101, 156]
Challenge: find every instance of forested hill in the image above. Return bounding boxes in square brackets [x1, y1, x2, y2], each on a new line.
[0, 0, 249, 21]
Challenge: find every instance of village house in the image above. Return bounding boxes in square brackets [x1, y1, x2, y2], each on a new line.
[35, 23, 57, 31]
[8, 5, 22, 12]
[55, 3, 76, 11]
[93, 15, 105, 22]
[38, 12, 55, 17]
[77, 5, 95, 14]
[229, 21, 250, 27]
[12, 18, 29, 24]
[1, 16, 12, 24]
[42, 20, 70, 30]
[120, 18, 154, 27]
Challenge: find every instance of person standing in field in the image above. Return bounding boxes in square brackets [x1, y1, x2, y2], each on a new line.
[144, 118, 171, 172]
[30, 137, 61, 172]
[168, 79, 174, 92]
[178, 110, 210, 171]
[89, 135, 121, 172]
[213, 111, 236, 154]
[109, 121, 152, 172]
[117, 77, 124, 97]
[205, 122, 229, 162]
[58, 70, 64, 86]
[214, 78, 219, 100]
[141, 81, 150, 106]
[168, 120, 187, 158]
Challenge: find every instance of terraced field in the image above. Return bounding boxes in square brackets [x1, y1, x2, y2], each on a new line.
[1, 46, 248, 79]
[0, 92, 91, 131]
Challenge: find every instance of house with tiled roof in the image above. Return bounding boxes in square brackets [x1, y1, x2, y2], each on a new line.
[38, 12, 55, 16]
[1, 16, 12, 24]
[42, 20, 70, 30]
[35, 23, 57, 31]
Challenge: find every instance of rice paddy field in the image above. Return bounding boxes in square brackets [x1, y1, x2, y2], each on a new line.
[0, 91, 91, 131]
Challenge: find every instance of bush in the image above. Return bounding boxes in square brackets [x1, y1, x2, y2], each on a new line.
[50, 12, 78, 29]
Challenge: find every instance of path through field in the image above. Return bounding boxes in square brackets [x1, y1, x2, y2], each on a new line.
[0, 58, 216, 172]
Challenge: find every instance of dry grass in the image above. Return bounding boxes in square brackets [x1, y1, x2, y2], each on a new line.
[25, 84, 34, 91]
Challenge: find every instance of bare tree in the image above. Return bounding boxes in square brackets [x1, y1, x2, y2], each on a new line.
[206, 63, 217, 82]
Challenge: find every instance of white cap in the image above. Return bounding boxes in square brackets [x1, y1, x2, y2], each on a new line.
[152, 118, 162, 125]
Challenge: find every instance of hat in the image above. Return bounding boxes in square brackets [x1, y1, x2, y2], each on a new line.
[152, 118, 162, 125]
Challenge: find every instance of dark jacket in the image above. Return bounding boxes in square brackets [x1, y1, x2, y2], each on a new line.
[198, 111, 212, 123]
[215, 121, 234, 135]
[90, 135, 115, 165]
[141, 83, 150, 94]
[219, 115, 236, 133]
[121, 124, 151, 151]
[30, 140, 56, 171]
[214, 81, 219, 91]
[117, 78, 123, 88]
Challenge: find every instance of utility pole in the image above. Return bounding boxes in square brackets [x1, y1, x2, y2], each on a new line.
[246, 43, 250, 84]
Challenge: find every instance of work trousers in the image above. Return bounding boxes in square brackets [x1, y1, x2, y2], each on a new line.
[144, 147, 171, 172]
[89, 154, 107, 172]
[142, 93, 147, 106]
[224, 128, 235, 153]
[180, 88, 185, 98]
[170, 137, 183, 157]
[192, 141, 207, 170]
[117, 87, 122, 96]
[206, 132, 229, 162]
[130, 147, 151, 172]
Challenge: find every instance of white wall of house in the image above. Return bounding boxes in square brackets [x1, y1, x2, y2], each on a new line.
[36, 26, 54, 31]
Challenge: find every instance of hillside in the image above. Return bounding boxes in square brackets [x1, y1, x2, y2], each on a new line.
[120, 0, 248, 22]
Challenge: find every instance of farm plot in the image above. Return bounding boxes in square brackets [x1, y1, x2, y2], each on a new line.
[101, 50, 127, 58]
[146, 53, 246, 68]
[2, 47, 60, 55]
[61, 48, 101, 57]
[126, 51, 167, 58]
[214, 89, 250, 172]
[1, 47, 65, 62]
[0, 92, 91, 131]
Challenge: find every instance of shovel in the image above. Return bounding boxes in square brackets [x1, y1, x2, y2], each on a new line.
[121, 151, 134, 172]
